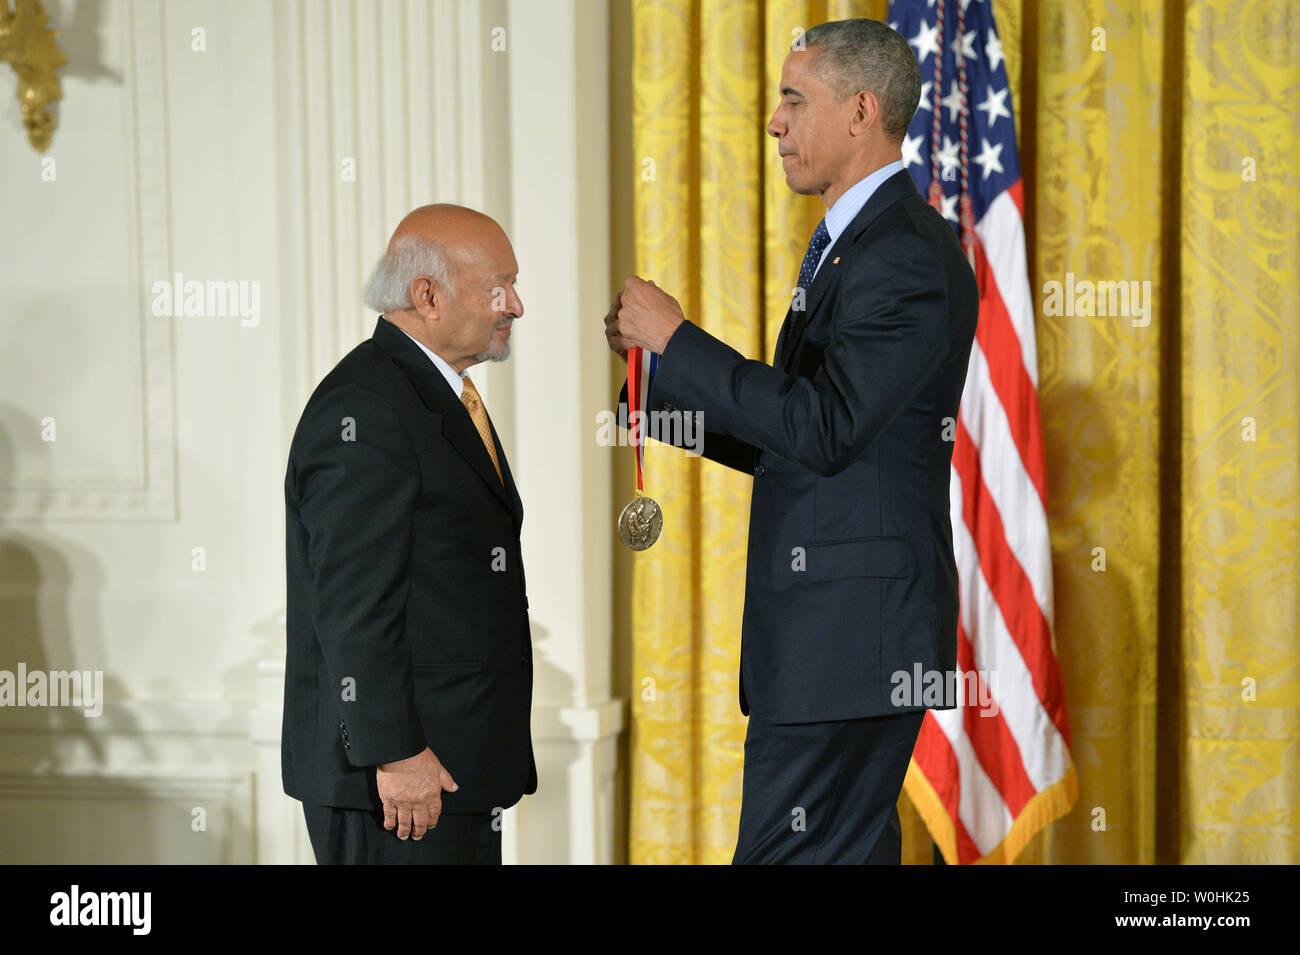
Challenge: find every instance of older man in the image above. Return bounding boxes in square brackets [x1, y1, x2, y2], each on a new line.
[283, 204, 532, 864]
[607, 19, 978, 863]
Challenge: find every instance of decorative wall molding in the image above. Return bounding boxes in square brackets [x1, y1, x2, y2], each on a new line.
[0, 663, 622, 864]
[0, 0, 175, 522]
[0, 699, 250, 735]
[0, 769, 252, 864]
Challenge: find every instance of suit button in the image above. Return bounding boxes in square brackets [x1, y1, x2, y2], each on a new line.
[520, 655, 529, 665]
[754, 463, 766, 476]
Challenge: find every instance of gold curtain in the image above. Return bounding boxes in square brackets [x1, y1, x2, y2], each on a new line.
[623, 0, 1300, 864]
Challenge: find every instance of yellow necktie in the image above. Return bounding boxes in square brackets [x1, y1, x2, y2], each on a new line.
[460, 374, 503, 484]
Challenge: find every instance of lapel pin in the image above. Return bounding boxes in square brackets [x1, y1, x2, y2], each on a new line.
[832, 256, 841, 264]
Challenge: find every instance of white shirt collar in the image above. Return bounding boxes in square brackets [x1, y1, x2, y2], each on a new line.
[395, 324, 465, 398]
[817, 159, 907, 275]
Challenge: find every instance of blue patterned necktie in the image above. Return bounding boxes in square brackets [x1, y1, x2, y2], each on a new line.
[777, 219, 832, 366]
[797, 219, 831, 293]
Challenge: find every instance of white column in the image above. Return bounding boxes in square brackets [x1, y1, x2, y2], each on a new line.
[500, 0, 623, 864]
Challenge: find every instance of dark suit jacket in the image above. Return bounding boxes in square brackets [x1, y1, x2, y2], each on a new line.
[282, 316, 536, 812]
[626, 169, 978, 724]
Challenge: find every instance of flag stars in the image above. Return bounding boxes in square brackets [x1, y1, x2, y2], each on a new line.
[936, 135, 960, 178]
[977, 86, 1011, 128]
[940, 192, 959, 223]
[910, 22, 941, 63]
[973, 137, 1004, 180]
[986, 30, 1005, 72]
[916, 80, 933, 113]
[902, 132, 925, 169]
[950, 29, 977, 61]
[941, 80, 965, 123]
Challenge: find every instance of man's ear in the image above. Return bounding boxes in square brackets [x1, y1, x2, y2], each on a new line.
[852, 90, 881, 136]
[410, 276, 437, 317]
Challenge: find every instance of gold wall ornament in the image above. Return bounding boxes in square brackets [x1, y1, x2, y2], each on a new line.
[0, 0, 67, 152]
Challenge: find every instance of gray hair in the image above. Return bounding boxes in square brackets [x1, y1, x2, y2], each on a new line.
[800, 19, 922, 144]
[361, 235, 459, 312]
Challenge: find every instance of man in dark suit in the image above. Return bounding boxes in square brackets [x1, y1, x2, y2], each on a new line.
[283, 204, 533, 864]
[606, 19, 977, 863]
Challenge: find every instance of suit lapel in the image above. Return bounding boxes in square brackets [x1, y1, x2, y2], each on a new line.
[777, 169, 920, 372]
[486, 414, 525, 527]
[374, 318, 523, 524]
[773, 302, 796, 366]
[779, 245, 845, 371]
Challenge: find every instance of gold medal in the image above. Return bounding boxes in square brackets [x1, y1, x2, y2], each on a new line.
[618, 493, 663, 551]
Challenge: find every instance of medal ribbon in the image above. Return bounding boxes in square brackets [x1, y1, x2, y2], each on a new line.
[627, 346, 658, 492]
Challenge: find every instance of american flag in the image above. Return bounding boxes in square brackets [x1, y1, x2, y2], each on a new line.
[888, 0, 1077, 864]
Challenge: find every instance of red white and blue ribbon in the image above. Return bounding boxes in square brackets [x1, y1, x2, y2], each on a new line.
[626, 346, 658, 492]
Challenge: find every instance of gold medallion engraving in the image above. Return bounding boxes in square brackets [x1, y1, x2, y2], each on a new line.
[618, 495, 662, 551]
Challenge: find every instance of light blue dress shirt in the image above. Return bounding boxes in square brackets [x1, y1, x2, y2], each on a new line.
[813, 159, 907, 280]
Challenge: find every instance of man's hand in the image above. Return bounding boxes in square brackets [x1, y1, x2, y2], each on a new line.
[376, 746, 458, 841]
[610, 276, 686, 354]
[603, 291, 629, 360]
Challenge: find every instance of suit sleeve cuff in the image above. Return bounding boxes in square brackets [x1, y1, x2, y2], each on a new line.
[652, 319, 740, 411]
[339, 708, 427, 768]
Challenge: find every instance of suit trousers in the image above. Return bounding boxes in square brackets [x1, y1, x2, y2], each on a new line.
[732, 708, 925, 864]
[303, 802, 501, 865]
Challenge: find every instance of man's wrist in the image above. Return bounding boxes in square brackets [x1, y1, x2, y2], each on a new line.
[658, 317, 688, 356]
[379, 744, 428, 770]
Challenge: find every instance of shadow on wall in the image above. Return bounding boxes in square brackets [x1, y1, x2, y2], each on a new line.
[0, 353, 251, 862]
[0, 406, 138, 861]
[512, 615, 582, 861]
[57, 0, 125, 84]
[0, 0, 260, 862]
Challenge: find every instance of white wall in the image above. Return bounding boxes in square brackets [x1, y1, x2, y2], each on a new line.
[0, 0, 620, 864]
